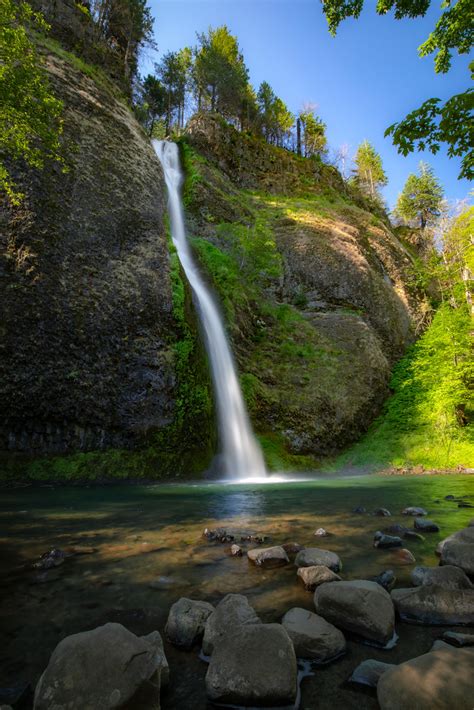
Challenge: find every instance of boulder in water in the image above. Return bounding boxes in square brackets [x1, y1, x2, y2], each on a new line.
[313, 580, 395, 646]
[205, 624, 297, 707]
[374, 531, 403, 549]
[391, 586, 474, 625]
[349, 659, 395, 688]
[374, 508, 391, 517]
[442, 631, 474, 647]
[33, 623, 164, 710]
[202, 593, 261, 656]
[371, 570, 396, 591]
[402, 507, 427, 516]
[282, 607, 346, 663]
[295, 548, 341, 572]
[411, 565, 473, 590]
[414, 519, 440, 532]
[377, 647, 474, 710]
[297, 565, 341, 591]
[247, 546, 289, 567]
[165, 597, 215, 650]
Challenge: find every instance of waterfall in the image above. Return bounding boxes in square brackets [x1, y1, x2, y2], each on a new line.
[153, 140, 266, 480]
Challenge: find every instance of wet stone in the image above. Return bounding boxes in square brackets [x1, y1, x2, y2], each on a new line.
[165, 597, 215, 650]
[33, 549, 66, 570]
[442, 631, 474, 647]
[403, 530, 425, 541]
[391, 548, 416, 564]
[297, 565, 341, 591]
[314, 528, 330, 537]
[352, 506, 366, 514]
[247, 546, 289, 567]
[349, 659, 395, 688]
[230, 544, 242, 557]
[371, 570, 396, 591]
[414, 519, 440, 532]
[282, 607, 346, 663]
[295, 548, 341, 572]
[402, 507, 427, 516]
[374, 531, 403, 549]
[374, 508, 391, 517]
[411, 565, 473, 591]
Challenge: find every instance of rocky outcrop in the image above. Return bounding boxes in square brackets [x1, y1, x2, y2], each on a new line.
[33, 623, 166, 709]
[1, 45, 213, 476]
[185, 114, 428, 459]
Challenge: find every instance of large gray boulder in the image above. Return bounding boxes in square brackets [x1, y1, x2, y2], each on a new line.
[391, 586, 474, 625]
[313, 580, 395, 646]
[438, 527, 474, 576]
[377, 647, 474, 710]
[297, 565, 341, 591]
[247, 546, 289, 567]
[295, 548, 341, 572]
[281, 607, 346, 663]
[205, 624, 297, 706]
[34, 623, 164, 710]
[165, 597, 215, 650]
[202, 594, 261, 656]
[411, 565, 473, 590]
[349, 659, 395, 688]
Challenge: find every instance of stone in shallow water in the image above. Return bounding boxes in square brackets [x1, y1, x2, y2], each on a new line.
[402, 507, 427, 516]
[297, 565, 341, 591]
[374, 531, 403, 549]
[403, 530, 425, 541]
[371, 570, 396, 591]
[33, 623, 164, 710]
[438, 527, 474, 576]
[247, 545, 289, 567]
[314, 527, 330, 537]
[202, 593, 261, 656]
[430, 639, 452, 651]
[205, 624, 297, 707]
[414, 518, 440, 532]
[353, 506, 366, 514]
[391, 586, 474, 625]
[442, 631, 474, 647]
[282, 607, 346, 663]
[295, 548, 341, 572]
[230, 544, 242, 556]
[313, 580, 395, 646]
[411, 565, 473, 590]
[165, 597, 215, 650]
[349, 659, 395, 688]
[377, 647, 474, 710]
[282, 542, 305, 555]
[392, 548, 416, 564]
[374, 508, 391, 517]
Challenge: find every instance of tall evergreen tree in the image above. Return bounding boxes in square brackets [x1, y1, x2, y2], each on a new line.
[298, 109, 327, 157]
[257, 82, 293, 146]
[395, 162, 444, 230]
[353, 140, 388, 198]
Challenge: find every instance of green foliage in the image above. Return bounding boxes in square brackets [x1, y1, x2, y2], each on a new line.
[353, 140, 388, 199]
[155, 47, 192, 131]
[340, 301, 474, 468]
[0, 0, 64, 204]
[394, 161, 444, 229]
[321, 0, 473, 178]
[298, 109, 327, 158]
[257, 81, 294, 147]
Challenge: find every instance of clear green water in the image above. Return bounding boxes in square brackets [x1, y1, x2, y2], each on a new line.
[0, 474, 473, 708]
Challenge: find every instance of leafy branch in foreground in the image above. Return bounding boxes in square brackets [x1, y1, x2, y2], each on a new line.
[0, 0, 64, 205]
[320, 0, 473, 178]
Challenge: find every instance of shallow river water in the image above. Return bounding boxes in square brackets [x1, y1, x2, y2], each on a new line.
[1, 473, 473, 709]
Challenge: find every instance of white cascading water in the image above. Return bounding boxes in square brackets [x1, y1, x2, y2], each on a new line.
[153, 140, 266, 480]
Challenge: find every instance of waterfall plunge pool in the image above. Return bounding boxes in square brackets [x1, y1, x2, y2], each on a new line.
[1, 473, 473, 708]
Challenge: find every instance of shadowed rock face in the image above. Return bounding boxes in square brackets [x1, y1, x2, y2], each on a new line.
[0, 51, 205, 466]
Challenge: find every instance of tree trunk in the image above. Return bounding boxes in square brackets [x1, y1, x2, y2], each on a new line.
[296, 118, 301, 156]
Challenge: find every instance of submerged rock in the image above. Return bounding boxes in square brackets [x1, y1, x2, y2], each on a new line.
[203, 528, 234, 543]
[202, 594, 261, 656]
[414, 519, 440, 532]
[205, 624, 297, 707]
[34, 623, 164, 710]
[353, 506, 366, 514]
[349, 659, 395, 688]
[411, 565, 473, 591]
[282, 542, 305, 555]
[442, 631, 474, 647]
[402, 507, 427, 516]
[282, 607, 346, 663]
[165, 598, 215, 650]
[377, 647, 474, 710]
[33, 549, 66, 570]
[371, 570, 396, 591]
[391, 586, 474, 625]
[297, 565, 341, 591]
[295, 548, 341, 572]
[392, 548, 416, 564]
[403, 530, 425, 541]
[314, 527, 330, 537]
[374, 508, 392, 517]
[374, 531, 403, 549]
[313, 580, 395, 646]
[247, 545, 289, 567]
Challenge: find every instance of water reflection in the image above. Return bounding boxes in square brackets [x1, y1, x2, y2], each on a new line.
[205, 489, 267, 523]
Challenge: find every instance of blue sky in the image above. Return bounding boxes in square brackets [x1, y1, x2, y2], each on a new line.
[143, 0, 472, 208]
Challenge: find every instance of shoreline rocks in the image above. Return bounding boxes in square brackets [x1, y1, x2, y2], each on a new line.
[297, 565, 341, 591]
[295, 548, 342, 572]
[282, 607, 346, 663]
[247, 546, 289, 567]
[165, 598, 215, 650]
[411, 565, 473, 591]
[202, 594, 261, 656]
[391, 586, 474, 625]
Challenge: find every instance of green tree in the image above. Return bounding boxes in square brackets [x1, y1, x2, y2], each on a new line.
[298, 108, 327, 157]
[394, 162, 444, 230]
[0, 0, 64, 205]
[156, 47, 192, 132]
[320, 0, 473, 179]
[441, 205, 474, 309]
[353, 140, 388, 198]
[257, 82, 294, 146]
[135, 74, 166, 136]
[193, 26, 249, 121]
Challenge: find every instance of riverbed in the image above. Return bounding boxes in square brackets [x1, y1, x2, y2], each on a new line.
[1, 473, 473, 708]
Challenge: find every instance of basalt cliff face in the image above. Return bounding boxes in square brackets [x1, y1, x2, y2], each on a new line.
[0, 47, 214, 478]
[0, 50, 427, 479]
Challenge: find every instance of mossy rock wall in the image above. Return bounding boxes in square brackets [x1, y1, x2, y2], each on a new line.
[0, 50, 214, 479]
